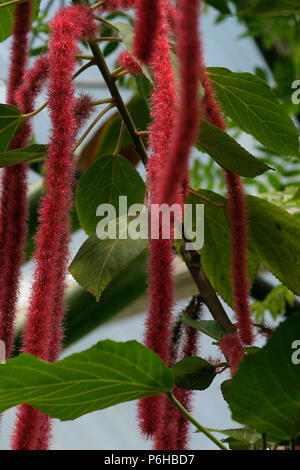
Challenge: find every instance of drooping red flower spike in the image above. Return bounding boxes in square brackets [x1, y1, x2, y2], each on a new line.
[138, 4, 177, 439]
[12, 4, 97, 451]
[133, 0, 161, 64]
[155, 297, 202, 450]
[219, 334, 244, 376]
[118, 50, 142, 75]
[197, 26, 254, 346]
[0, 2, 34, 359]
[158, 0, 201, 207]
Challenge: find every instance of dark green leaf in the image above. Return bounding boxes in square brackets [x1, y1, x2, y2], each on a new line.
[170, 356, 216, 390]
[196, 120, 271, 178]
[208, 67, 299, 157]
[0, 144, 46, 167]
[230, 313, 300, 443]
[69, 219, 148, 300]
[76, 153, 145, 235]
[243, 0, 300, 15]
[187, 191, 260, 306]
[220, 379, 231, 404]
[205, 0, 231, 14]
[246, 195, 300, 297]
[0, 340, 173, 420]
[0, 104, 23, 151]
[181, 314, 225, 341]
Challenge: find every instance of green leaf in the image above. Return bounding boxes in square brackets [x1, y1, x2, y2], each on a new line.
[208, 67, 299, 158]
[187, 190, 260, 306]
[0, 144, 46, 167]
[0, 0, 40, 43]
[116, 22, 153, 83]
[230, 313, 300, 443]
[220, 379, 231, 405]
[0, 104, 23, 151]
[243, 0, 300, 15]
[205, 0, 231, 14]
[170, 356, 216, 390]
[213, 427, 262, 446]
[246, 195, 300, 297]
[196, 120, 271, 178]
[69, 219, 148, 300]
[76, 153, 145, 236]
[0, 340, 173, 420]
[181, 314, 225, 341]
[63, 252, 147, 348]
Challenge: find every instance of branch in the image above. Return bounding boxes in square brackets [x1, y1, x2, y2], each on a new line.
[88, 40, 148, 165]
[180, 242, 236, 335]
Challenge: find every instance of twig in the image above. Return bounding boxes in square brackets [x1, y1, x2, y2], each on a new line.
[188, 186, 225, 208]
[167, 392, 228, 450]
[94, 37, 122, 42]
[23, 101, 48, 119]
[89, 40, 148, 165]
[73, 60, 96, 80]
[93, 15, 119, 32]
[90, 1, 106, 11]
[0, 0, 27, 8]
[113, 121, 125, 156]
[73, 102, 115, 151]
[180, 242, 236, 335]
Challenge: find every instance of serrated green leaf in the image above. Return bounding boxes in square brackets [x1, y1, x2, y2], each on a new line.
[0, 143, 46, 167]
[187, 190, 260, 306]
[170, 356, 216, 390]
[76, 153, 145, 235]
[69, 218, 148, 300]
[196, 120, 271, 178]
[0, 340, 173, 420]
[0, 104, 24, 151]
[208, 67, 299, 158]
[220, 379, 231, 404]
[181, 314, 225, 341]
[246, 195, 300, 297]
[230, 313, 300, 443]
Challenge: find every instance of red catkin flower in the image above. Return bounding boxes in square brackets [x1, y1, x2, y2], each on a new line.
[12, 5, 97, 451]
[158, 0, 201, 207]
[155, 297, 202, 450]
[219, 334, 244, 376]
[0, 2, 33, 359]
[138, 4, 177, 439]
[118, 50, 142, 75]
[197, 25, 254, 346]
[133, 0, 161, 64]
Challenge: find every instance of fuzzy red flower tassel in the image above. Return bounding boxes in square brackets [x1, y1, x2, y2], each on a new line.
[98, 0, 137, 11]
[0, 2, 33, 358]
[118, 50, 142, 75]
[138, 3, 177, 439]
[197, 29, 254, 346]
[219, 334, 244, 376]
[158, 0, 200, 208]
[133, 0, 161, 64]
[12, 4, 97, 451]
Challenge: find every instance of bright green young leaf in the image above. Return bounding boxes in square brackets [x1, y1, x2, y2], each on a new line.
[196, 120, 271, 178]
[230, 313, 300, 443]
[76, 153, 145, 235]
[0, 144, 46, 167]
[208, 67, 299, 158]
[212, 427, 263, 448]
[116, 22, 153, 83]
[171, 356, 216, 390]
[246, 195, 300, 297]
[69, 218, 148, 300]
[0, 340, 173, 420]
[181, 314, 225, 341]
[0, 104, 24, 151]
